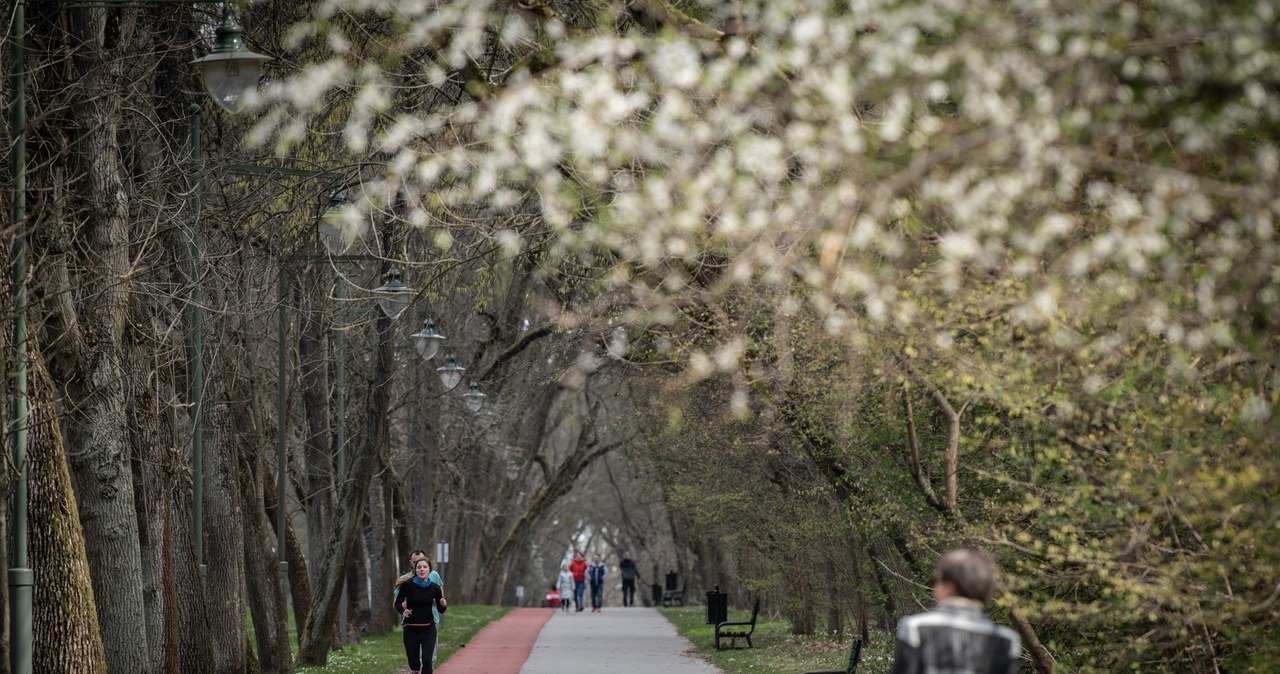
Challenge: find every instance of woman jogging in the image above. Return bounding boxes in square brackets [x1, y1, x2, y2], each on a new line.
[394, 558, 448, 674]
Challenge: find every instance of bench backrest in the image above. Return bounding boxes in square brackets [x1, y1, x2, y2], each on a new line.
[843, 638, 862, 673]
[749, 600, 760, 622]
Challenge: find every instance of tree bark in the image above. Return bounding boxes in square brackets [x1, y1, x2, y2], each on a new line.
[901, 386, 943, 511]
[58, 7, 153, 672]
[239, 444, 290, 674]
[30, 351, 108, 672]
[298, 311, 396, 665]
[929, 389, 962, 518]
[298, 275, 336, 582]
[1005, 603, 1055, 674]
[126, 320, 182, 674]
[202, 369, 249, 673]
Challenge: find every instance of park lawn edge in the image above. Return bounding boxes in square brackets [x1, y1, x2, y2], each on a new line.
[287, 604, 512, 674]
[657, 605, 895, 674]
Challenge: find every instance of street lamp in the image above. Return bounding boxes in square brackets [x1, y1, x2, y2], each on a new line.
[410, 319, 446, 361]
[318, 190, 368, 256]
[463, 381, 488, 414]
[436, 354, 465, 391]
[374, 269, 413, 320]
[189, 8, 272, 114]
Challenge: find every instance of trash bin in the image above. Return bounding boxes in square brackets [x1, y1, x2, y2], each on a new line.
[665, 570, 678, 591]
[705, 585, 727, 625]
[651, 582, 663, 605]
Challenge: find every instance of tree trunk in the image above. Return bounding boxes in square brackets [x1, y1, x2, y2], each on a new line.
[30, 351, 108, 672]
[239, 443, 291, 674]
[1005, 604, 1055, 674]
[126, 321, 182, 674]
[60, 7, 153, 672]
[203, 382, 249, 673]
[369, 479, 396, 634]
[346, 536, 372, 638]
[298, 276, 336, 583]
[298, 312, 396, 665]
[263, 474, 314, 646]
[167, 456, 215, 674]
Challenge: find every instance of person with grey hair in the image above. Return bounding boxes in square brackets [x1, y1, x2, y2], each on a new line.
[890, 548, 1021, 674]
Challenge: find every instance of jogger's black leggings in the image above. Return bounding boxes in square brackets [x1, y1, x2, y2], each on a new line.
[404, 624, 438, 673]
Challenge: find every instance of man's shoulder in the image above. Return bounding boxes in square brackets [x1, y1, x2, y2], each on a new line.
[896, 606, 1018, 651]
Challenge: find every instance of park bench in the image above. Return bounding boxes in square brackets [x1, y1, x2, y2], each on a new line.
[799, 638, 861, 673]
[662, 580, 688, 606]
[715, 600, 760, 650]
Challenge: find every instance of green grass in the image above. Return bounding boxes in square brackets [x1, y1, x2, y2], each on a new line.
[247, 604, 511, 674]
[657, 606, 896, 674]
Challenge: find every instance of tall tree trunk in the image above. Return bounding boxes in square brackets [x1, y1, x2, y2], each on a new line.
[369, 479, 395, 634]
[203, 372, 249, 673]
[239, 444, 290, 674]
[30, 351, 108, 672]
[167, 450, 215, 674]
[60, 7, 152, 672]
[126, 320, 182, 674]
[346, 536, 372, 638]
[298, 312, 396, 665]
[298, 276, 336, 583]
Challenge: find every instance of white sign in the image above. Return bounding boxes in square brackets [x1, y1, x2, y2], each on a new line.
[516, 585, 525, 599]
[435, 542, 450, 564]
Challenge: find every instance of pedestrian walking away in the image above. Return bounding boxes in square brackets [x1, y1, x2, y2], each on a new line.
[395, 558, 448, 674]
[618, 550, 638, 607]
[569, 552, 588, 612]
[557, 563, 575, 613]
[587, 553, 607, 612]
[890, 547, 1020, 674]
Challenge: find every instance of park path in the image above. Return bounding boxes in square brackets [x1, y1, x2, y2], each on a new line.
[432, 606, 723, 674]
[519, 606, 723, 674]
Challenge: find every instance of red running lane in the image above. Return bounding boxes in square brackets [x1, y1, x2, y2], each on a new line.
[436, 608, 553, 674]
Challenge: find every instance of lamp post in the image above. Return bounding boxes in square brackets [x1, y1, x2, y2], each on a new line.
[463, 381, 488, 414]
[7, 3, 268, 673]
[373, 269, 413, 320]
[410, 319, 445, 361]
[436, 354, 466, 392]
[189, 7, 272, 114]
[8, 4, 32, 674]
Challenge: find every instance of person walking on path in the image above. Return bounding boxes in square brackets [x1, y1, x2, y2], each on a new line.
[395, 549, 446, 666]
[395, 558, 448, 674]
[557, 563, 575, 613]
[569, 552, 588, 612]
[586, 553, 607, 612]
[617, 551, 638, 607]
[890, 548, 1020, 674]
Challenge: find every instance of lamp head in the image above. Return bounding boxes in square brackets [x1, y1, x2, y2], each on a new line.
[190, 11, 271, 114]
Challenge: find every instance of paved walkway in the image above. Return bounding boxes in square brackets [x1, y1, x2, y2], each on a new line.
[435, 606, 723, 674]
[520, 607, 723, 674]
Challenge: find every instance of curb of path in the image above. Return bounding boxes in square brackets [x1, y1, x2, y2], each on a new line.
[435, 608, 554, 674]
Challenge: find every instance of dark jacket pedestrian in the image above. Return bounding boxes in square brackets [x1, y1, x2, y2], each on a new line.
[890, 548, 1020, 674]
[618, 552, 638, 606]
[586, 554, 607, 611]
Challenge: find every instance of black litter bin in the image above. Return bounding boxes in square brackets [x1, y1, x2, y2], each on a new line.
[651, 582, 663, 605]
[706, 585, 727, 625]
[665, 570, 679, 591]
